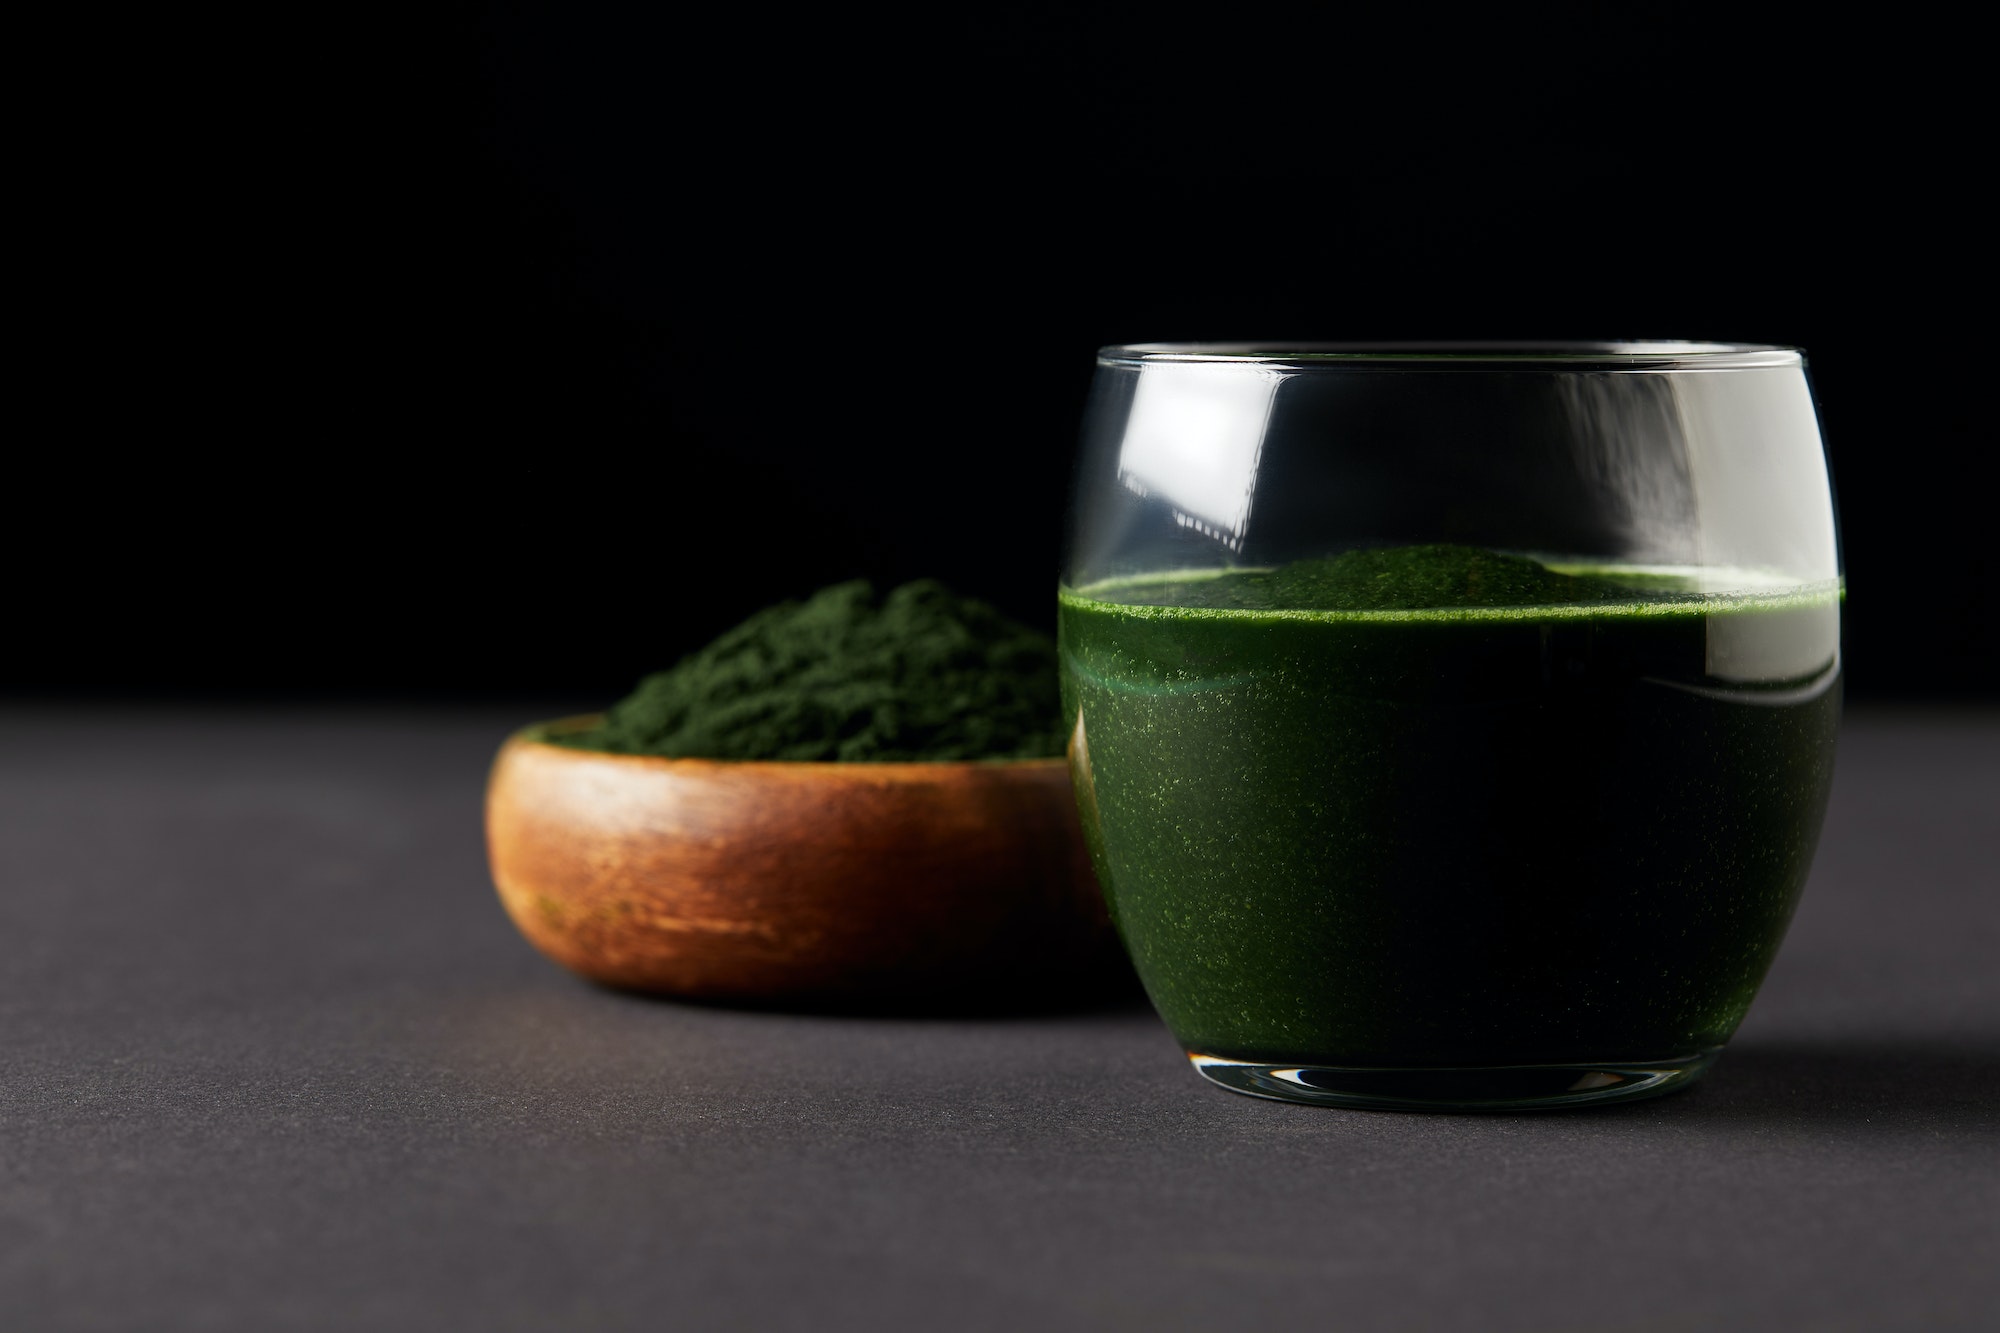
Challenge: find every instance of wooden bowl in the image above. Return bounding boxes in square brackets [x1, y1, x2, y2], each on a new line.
[485, 718, 1125, 1009]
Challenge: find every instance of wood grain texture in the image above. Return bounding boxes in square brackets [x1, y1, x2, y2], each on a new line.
[485, 720, 1122, 1007]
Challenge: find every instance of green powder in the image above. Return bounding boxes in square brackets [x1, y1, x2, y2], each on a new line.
[553, 580, 1067, 762]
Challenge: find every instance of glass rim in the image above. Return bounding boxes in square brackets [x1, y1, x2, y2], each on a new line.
[1098, 342, 1803, 372]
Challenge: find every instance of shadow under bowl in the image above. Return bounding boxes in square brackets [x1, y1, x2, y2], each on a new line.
[485, 718, 1126, 1010]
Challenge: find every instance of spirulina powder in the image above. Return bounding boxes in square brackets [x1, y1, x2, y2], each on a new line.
[552, 580, 1067, 762]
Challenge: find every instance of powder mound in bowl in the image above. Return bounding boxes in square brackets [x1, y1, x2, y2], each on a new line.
[554, 579, 1068, 762]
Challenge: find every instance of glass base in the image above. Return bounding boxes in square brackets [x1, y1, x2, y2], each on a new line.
[1189, 1048, 1723, 1111]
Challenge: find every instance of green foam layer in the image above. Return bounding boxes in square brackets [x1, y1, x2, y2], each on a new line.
[1065, 545, 1841, 624]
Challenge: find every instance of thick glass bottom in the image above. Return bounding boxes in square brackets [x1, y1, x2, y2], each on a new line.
[1189, 1048, 1723, 1111]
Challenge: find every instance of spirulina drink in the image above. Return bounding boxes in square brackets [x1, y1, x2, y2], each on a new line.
[1057, 546, 1840, 1092]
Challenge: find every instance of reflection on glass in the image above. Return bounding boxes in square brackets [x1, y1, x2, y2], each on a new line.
[1115, 363, 1280, 550]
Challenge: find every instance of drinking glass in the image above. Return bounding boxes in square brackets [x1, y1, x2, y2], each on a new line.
[1058, 343, 1842, 1110]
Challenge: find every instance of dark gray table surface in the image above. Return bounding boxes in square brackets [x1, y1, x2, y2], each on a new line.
[3, 706, 1995, 1331]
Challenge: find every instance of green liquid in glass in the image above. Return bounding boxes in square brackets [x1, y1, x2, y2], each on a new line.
[1058, 546, 1840, 1067]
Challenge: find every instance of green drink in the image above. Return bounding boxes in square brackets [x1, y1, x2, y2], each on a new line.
[1059, 546, 1841, 1107]
[1063, 342, 1844, 1108]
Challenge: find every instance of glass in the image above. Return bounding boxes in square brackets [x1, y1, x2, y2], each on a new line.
[1058, 343, 1842, 1110]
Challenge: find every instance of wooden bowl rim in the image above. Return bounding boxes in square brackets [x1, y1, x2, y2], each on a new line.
[505, 716, 1071, 780]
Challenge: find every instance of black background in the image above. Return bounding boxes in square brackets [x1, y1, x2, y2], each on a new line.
[14, 8, 1991, 702]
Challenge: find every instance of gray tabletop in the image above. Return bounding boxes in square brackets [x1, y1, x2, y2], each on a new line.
[4, 706, 1995, 1331]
